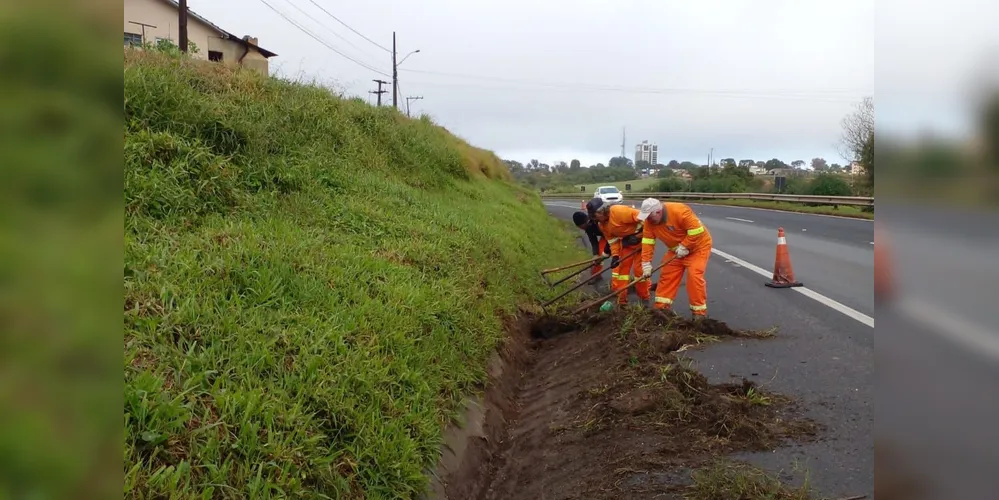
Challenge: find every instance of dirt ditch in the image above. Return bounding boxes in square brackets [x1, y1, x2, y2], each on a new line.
[429, 308, 821, 500]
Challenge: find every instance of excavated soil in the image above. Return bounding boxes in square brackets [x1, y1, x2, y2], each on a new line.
[431, 308, 821, 500]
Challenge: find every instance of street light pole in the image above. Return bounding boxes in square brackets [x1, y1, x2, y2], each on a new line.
[391, 32, 420, 111]
[392, 32, 397, 109]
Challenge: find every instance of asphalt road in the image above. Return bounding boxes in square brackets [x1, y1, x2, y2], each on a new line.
[545, 200, 876, 498]
[546, 199, 999, 499]
[875, 204, 999, 500]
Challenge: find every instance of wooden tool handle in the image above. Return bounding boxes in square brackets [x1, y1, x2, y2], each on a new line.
[571, 256, 675, 315]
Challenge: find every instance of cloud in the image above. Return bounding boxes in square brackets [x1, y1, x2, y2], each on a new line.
[186, 0, 878, 163]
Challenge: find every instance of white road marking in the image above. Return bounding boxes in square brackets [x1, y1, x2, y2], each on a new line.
[870, 241, 874, 245]
[896, 296, 999, 362]
[725, 217, 755, 223]
[710, 248, 875, 328]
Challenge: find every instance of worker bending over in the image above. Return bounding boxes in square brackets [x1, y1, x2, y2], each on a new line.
[636, 198, 713, 318]
[572, 209, 611, 280]
[590, 200, 649, 306]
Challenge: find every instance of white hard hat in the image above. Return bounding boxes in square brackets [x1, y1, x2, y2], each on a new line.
[637, 198, 663, 221]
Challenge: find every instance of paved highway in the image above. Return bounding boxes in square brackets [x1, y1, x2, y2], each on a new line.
[545, 199, 874, 498]
[546, 199, 999, 499]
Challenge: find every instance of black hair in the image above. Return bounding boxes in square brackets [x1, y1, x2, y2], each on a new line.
[572, 211, 589, 227]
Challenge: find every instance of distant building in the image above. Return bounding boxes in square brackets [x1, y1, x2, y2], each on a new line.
[634, 140, 658, 166]
[849, 161, 867, 176]
[123, 0, 277, 76]
[749, 165, 767, 175]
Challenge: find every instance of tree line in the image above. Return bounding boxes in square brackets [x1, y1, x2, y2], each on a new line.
[506, 97, 875, 195]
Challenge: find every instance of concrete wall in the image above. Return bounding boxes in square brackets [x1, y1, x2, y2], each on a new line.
[123, 0, 271, 75]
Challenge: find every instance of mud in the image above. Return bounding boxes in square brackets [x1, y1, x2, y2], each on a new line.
[430, 308, 820, 500]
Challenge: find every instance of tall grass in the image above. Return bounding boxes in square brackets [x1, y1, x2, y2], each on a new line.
[124, 51, 584, 498]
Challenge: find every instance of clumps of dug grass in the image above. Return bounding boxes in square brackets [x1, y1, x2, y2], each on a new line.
[123, 51, 588, 498]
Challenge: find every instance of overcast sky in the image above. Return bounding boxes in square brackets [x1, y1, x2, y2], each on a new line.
[185, 0, 997, 167]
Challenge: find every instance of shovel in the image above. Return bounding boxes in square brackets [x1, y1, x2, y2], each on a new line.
[539, 255, 606, 287]
[540, 247, 642, 313]
[571, 256, 676, 315]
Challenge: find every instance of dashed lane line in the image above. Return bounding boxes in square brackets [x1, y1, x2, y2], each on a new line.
[711, 248, 875, 328]
[725, 217, 755, 223]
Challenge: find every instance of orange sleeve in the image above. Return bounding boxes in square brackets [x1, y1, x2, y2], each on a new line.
[641, 221, 656, 263]
[678, 204, 707, 249]
[599, 222, 621, 257]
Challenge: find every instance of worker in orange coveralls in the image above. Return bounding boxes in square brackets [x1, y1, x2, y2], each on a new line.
[590, 201, 649, 305]
[636, 198, 713, 318]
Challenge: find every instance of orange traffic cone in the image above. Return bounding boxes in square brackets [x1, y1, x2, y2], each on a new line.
[765, 227, 803, 288]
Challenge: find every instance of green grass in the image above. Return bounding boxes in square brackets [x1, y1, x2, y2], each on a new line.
[661, 198, 875, 219]
[123, 51, 586, 498]
[685, 460, 814, 500]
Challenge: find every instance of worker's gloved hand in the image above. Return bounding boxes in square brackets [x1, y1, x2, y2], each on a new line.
[674, 244, 690, 258]
[622, 234, 641, 247]
[610, 255, 620, 269]
[641, 262, 653, 278]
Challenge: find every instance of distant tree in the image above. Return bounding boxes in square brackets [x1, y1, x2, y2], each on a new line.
[811, 157, 828, 171]
[764, 158, 788, 170]
[608, 156, 633, 168]
[667, 160, 681, 169]
[503, 159, 524, 173]
[552, 161, 568, 173]
[738, 159, 755, 168]
[830, 163, 843, 172]
[528, 159, 540, 170]
[754, 160, 766, 168]
[720, 158, 737, 168]
[791, 160, 806, 169]
[679, 161, 700, 170]
[570, 159, 581, 170]
[839, 96, 874, 187]
[538, 163, 551, 173]
[656, 168, 676, 178]
[635, 160, 653, 171]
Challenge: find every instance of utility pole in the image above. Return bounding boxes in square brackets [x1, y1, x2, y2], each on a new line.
[620, 127, 626, 158]
[178, 0, 188, 52]
[405, 96, 423, 117]
[370, 79, 388, 106]
[128, 21, 157, 45]
[391, 32, 398, 109]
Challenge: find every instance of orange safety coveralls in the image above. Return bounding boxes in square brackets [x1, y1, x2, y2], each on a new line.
[599, 204, 650, 304]
[641, 202, 713, 316]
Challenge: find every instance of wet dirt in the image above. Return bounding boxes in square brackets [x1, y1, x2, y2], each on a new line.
[431, 308, 821, 500]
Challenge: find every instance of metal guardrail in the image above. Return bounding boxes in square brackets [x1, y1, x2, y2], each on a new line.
[540, 192, 874, 207]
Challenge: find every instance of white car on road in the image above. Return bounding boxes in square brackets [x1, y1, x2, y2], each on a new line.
[594, 185, 623, 203]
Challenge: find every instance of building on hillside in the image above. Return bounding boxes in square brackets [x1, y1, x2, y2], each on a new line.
[749, 165, 767, 175]
[634, 140, 658, 166]
[123, 0, 277, 75]
[849, 161, 867, 176]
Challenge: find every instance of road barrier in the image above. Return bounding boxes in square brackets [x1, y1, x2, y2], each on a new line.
[540, 191, 874, 207]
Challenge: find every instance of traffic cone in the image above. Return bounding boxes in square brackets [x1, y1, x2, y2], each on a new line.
[765, 227, 803, 288]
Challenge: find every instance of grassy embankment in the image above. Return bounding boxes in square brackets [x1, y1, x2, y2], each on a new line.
[124, 51, 586, 498]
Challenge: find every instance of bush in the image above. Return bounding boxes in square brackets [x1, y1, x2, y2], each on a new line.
[124, 51, 584, 498]
[649, 177, 688, 192]
[807, 173, 853, 196]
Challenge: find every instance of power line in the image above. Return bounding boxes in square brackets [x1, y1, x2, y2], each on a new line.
[399, 79, 864, 103]
[256, 0, 390, 77]
[282, 0, 381, 61]
[306, 0, 391, 53]
[398, 68, 867, 101]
